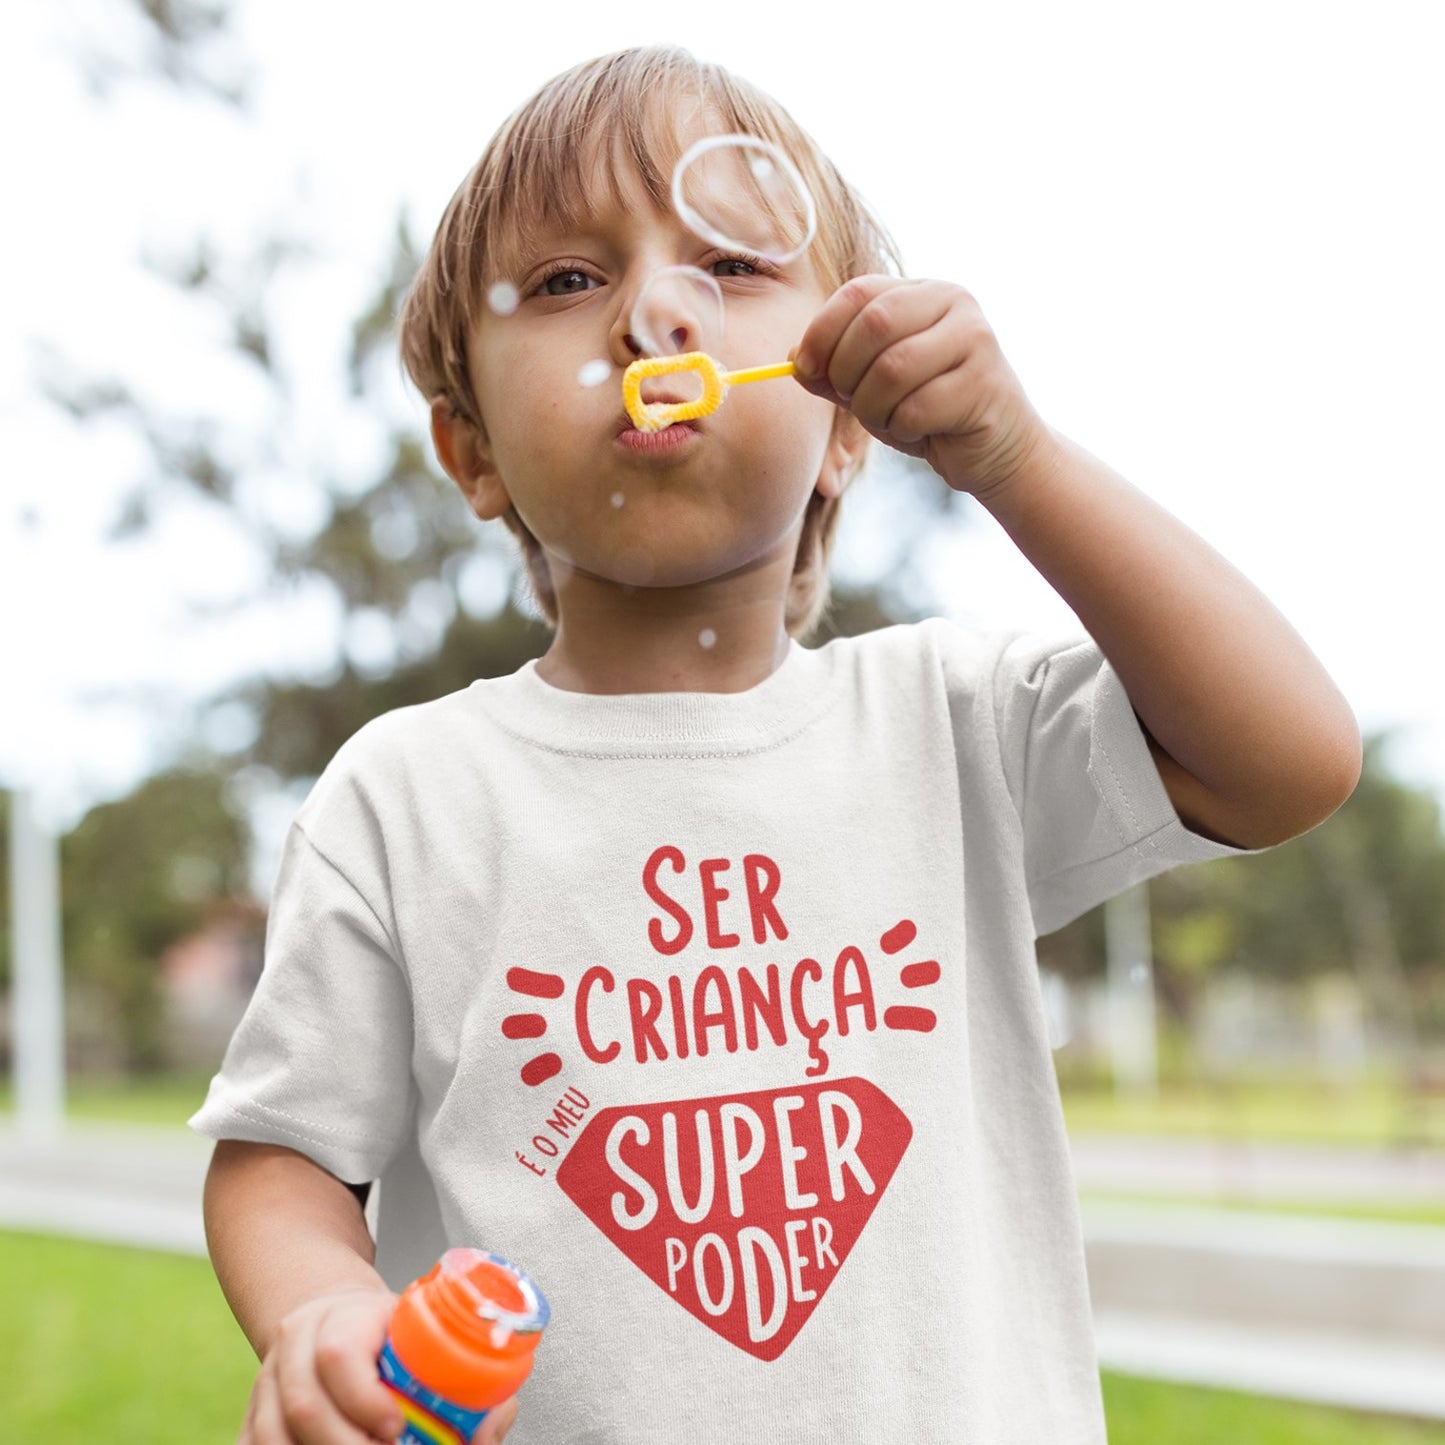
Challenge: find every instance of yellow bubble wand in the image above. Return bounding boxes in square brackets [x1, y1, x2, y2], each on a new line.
[622, 352, 796, 432]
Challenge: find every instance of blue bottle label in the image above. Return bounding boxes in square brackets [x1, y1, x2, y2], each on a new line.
[379, 1338, 489, 1445]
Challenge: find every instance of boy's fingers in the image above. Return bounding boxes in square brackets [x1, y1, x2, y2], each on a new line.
[240, 1368, 290, 1445]
[844, 317, 973, 442]
[236, 1381, 261, 1444]
[881, 371, 982, 454]
[273, 1314, 379, 1445]
[472, 1395, 519, 1444]
[793, 274, 900, 385]
[823, 281, 962, 405]
[312, 1341, 404, 1441]
[312, 1295, 404, 1441]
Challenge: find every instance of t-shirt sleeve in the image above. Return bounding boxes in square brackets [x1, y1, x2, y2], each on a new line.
[189, 819, 416, 1184]
[987, 631, 1254, 936]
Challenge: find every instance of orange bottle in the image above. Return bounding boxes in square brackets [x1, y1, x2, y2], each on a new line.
[379, 1248, 550, 1445]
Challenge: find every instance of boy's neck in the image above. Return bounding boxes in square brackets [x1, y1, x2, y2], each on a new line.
[536, 574, 795, 696]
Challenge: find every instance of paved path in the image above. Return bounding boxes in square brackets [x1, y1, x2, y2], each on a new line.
[1082, 1199, 1445, 1419]
[0, 1121, 209, 1254]
[1072, 1131, 1445, 1205]
[1073, 1133, 1445, 1418]
[3, 1123, 1443, 1420]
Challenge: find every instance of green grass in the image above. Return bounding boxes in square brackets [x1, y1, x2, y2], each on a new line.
[1060, 1074, 1445, 1149]
[0, 1232, 256, 1443]
[1081, 1192, 1445, 1228]
[1102, 1372, 1445, 1443]
[3, 1231, 1443, 1444]
[0, 1071, 213, 1128]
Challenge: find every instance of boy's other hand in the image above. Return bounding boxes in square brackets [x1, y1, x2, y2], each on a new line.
[792, 276, 1056, 500]
[239, 1286, 402, 1445]
[473, 1395, 519, 1443]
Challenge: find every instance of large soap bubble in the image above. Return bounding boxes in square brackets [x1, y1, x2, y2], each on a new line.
[671, 135, 817, 265]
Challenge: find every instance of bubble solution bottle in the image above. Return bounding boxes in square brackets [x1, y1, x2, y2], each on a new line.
[378, 1248, 550, 1445]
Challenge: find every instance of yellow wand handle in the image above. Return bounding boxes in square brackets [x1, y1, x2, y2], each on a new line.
[720, 361, 797, 387]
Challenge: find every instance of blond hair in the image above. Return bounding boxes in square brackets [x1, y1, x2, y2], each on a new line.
[399, 46, 899, 637]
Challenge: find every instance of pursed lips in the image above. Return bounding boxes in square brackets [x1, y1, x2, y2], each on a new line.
[615, 391, 705, 436]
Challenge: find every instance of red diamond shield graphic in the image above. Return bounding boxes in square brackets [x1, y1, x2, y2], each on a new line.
[556, 1076, 911, 1360]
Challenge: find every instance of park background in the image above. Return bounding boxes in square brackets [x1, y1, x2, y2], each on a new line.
[2, 0, 1443, 1440]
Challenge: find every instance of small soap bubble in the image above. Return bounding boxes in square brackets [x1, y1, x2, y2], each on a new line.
[631, 266, 725, 359]
[698, 628, 718, 649]
[672, 134, 817, 265]
[577, 359, 611, 388]
[487, 281, 520, 316]
[610, 492, 625, 509]
[1129, 964, 1150, 985]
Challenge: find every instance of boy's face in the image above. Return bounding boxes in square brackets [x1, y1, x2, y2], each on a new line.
[441, 139, 854, 600]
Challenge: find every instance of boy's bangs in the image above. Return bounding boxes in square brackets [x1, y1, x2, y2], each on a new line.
[478, 94, 687, 284]
[470, 50, 832, 287]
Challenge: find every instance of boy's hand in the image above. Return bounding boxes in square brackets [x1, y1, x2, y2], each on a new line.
[239, 1286, 402, 1445]
[793, 276, 1056, 500]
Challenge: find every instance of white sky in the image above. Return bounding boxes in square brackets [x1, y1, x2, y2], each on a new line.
[2, 0, 1443, 831]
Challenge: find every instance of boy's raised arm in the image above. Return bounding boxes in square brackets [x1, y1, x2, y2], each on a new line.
[795, 276, 1363, 849]
[969, 431, 1361, 848]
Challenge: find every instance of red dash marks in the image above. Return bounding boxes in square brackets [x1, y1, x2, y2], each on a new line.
[880, 920, 917, 955]
[899, 960, 941, 989]
[520, 1052, 563, 1087]
[883, 1006, 936, 1033]
[507, 967, 565, 999]
[883, 920, 939, 1026]
[503, 971, 567, 1083]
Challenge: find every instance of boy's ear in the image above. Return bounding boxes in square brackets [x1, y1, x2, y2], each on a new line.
[431, 397, 510, 522]
[815, 409, 869, 501]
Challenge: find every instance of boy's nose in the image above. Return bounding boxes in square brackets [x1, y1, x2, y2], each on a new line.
[625, 327, 693, 355]
[613, 321, 696, 364]
[609, 309, 651, 367]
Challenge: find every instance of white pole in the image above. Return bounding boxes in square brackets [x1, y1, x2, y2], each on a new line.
[1104, 882, 1158, 1099]
[8, 789, 66, 1139]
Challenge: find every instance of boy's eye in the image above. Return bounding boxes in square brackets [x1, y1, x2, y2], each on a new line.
[541, 269, 598, 296]
[711, 255, 761, 278]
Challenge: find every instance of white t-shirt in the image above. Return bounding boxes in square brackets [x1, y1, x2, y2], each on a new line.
[193, 620, 1242, 1444]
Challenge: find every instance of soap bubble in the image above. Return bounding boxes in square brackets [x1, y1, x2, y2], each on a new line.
[577, 359, 611, 387]
[698, 628, 718, 649]
[487, 281, 520, 316]
[630, 265, 724, 359]
[672, 135, 816, 265]
[610, 492, 625, 508]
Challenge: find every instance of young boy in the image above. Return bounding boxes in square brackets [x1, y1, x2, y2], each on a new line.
[192, 46, 1361, 1445]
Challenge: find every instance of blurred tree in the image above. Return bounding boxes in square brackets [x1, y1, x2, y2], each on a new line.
[19, 0, 962, 1085]
[37, 0, 967, 801]
[61, 769, 253, 1071]
[0, 793, 10, 991]
[70, 0, 247, 104]
[239, 601, 552, 781]
[1041, 736, 1445, 1047]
